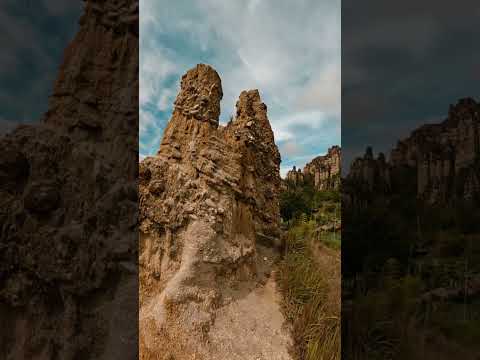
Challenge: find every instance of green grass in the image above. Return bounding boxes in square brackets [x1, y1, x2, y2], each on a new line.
[279, 184, 341, 359]
[319, 232, 341, 251]
[278, 221, 341, 360]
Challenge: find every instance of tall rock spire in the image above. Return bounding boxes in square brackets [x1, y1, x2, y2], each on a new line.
[139, 64, 285, 359]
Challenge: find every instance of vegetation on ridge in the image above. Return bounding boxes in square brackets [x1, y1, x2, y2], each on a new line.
[342, 177, 480, 359]
[278, 178, 341, 360]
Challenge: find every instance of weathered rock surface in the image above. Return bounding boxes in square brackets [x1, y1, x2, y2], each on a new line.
[286, 145, 341, 190]
[0, 1, 138, 358]
[139, 64, 288, 359]
[345, 98, 480, 204]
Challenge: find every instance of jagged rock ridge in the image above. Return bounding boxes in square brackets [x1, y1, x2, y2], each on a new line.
[345, 98, 480, 204]
[286, 145, 341, 190]
[0, 1, 138, 359]
[139, 64, 289, 359]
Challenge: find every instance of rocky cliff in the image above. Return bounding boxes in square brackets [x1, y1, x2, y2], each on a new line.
[305, 145, 341, 190]
[0, 1, 138, 359]
[139, 64, 287, 359]
[345, 98, 480, 204]
[286, 145, 341, 191]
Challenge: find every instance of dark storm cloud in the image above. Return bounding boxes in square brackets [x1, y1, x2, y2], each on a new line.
[342, 0, 480, 168]
[0, 0, 82, 130]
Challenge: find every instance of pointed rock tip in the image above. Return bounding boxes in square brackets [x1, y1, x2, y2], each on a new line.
[235, 89, 266, 117]
[238, 89, 261, 102]
[174, 64, 223, 122]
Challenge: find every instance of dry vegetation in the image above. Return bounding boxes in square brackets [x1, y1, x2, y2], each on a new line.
[278, 196, 341, 360]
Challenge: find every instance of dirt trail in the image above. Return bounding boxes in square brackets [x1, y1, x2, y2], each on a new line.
[206, 245, 292, 360]
[140, 244, 293, 360]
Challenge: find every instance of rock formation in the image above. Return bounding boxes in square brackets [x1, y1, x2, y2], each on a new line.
[346, 98, 480, 204]
[304, 145, 341, 190]
[286, 145, 341, 191]
[139, 64, 288, 359]
[347, 147, 391, 193]
[285, 165, 304, 185]
[0, 1, 138, 359]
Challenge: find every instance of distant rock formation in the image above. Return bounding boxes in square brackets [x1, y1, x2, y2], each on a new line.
[285, 165, 304, 185]
[345, 98, 480, 204]
[305, 145, 341, 190]
[139, 64, 284, 358]
[347, 147, 391, 193]
[0, 1, 138, 359]
[286, 145, 341, 191]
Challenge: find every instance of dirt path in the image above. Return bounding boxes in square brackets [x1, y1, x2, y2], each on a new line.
[208, 274, 292, 359]
[206, 245, 292, 360]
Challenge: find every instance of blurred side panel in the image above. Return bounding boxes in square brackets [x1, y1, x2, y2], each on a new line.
[342, 1, 480, 359]
[0, 1, 139, 359]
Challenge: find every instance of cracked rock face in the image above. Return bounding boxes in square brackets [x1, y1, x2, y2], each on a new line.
[0, 1, 138, 359]
[139, 64, 282, 359]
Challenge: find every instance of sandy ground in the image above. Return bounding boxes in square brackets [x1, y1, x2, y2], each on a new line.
[207, 272, 292, 360]
[205, 245, 292, 360]
[140, 242, 293, 360]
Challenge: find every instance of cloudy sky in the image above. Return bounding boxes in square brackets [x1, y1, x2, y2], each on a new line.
[0, 1, 81, 134]
[140, 0, 341, 176]
[342, 0, 480, 168]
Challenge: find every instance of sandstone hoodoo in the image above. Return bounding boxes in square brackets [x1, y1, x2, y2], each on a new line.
[286, 145, 341, 190]
[0, 1, 139, 359]
[139, 64, 290, 359]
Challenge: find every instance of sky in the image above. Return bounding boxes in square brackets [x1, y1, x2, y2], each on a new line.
[3, 1, 478, 178]
[139, 0, 341, 177]
[0, 0, 82, 134]
[342, 0, 480, 169]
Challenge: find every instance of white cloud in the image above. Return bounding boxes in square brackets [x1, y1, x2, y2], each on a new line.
[139, 46, 179, 108]
[280, 165, 292, 178]
[282, 141, 303, 158]
[140, 0, 341, 161]
[139, 108, 156, 134]
[197, 0, 341, 120]
[271, 110, 329, 142]
[297, 62, 341, 117]
[157, 88, 176, 111]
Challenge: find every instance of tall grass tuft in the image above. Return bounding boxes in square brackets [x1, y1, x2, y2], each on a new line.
[278, 221, 341, 360]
